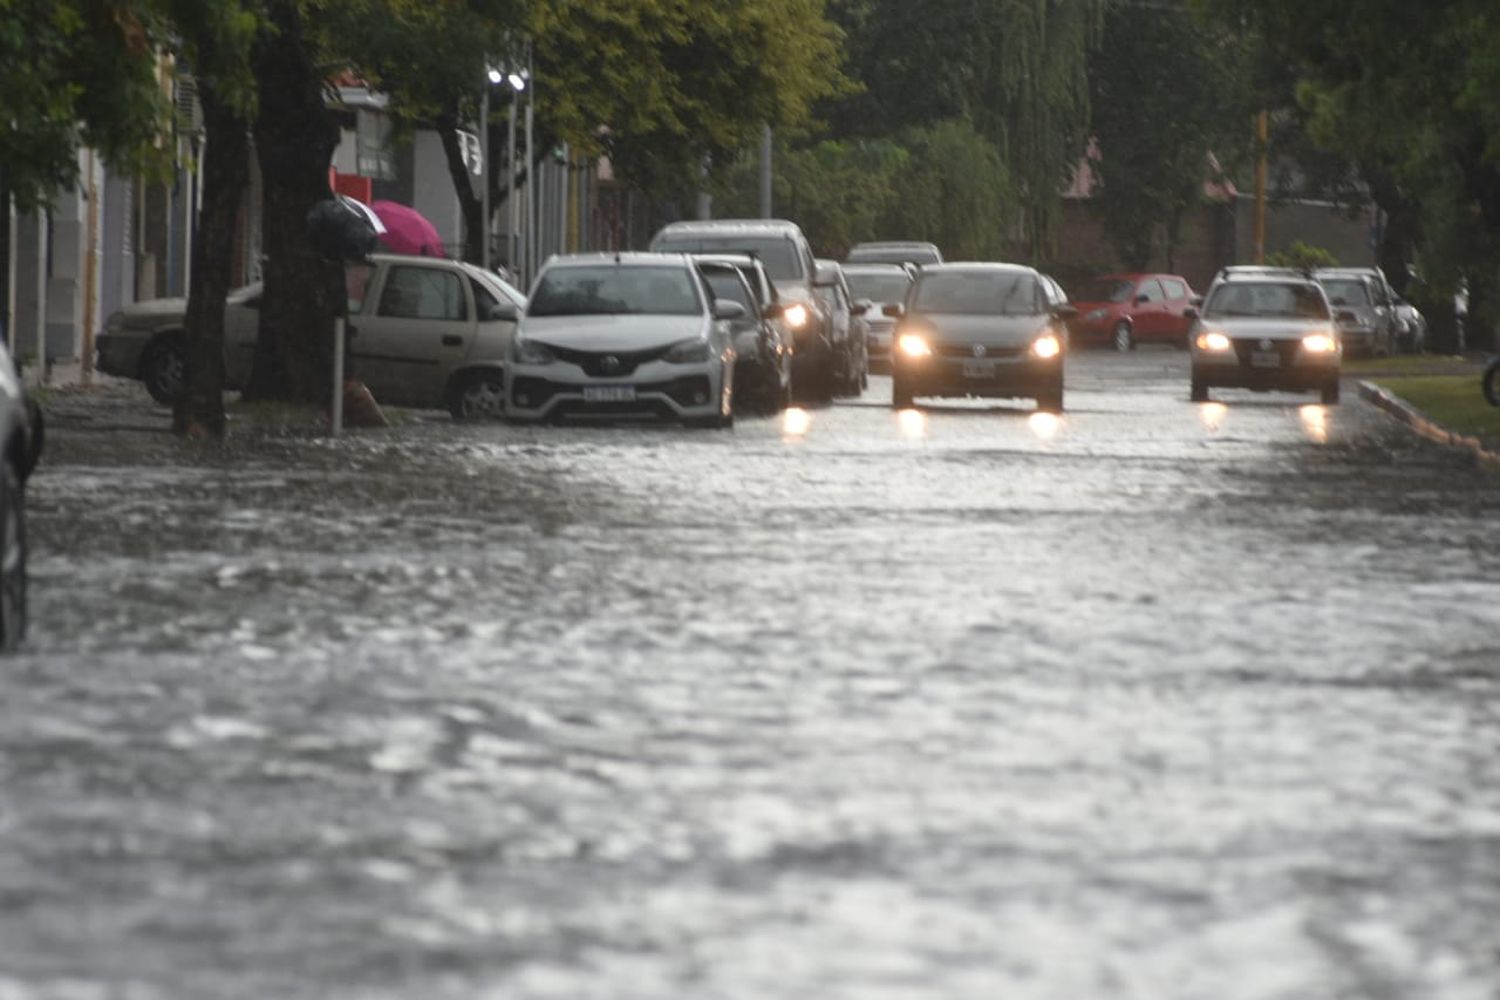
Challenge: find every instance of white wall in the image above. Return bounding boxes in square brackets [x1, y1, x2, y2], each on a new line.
[412, 130, 463, 253]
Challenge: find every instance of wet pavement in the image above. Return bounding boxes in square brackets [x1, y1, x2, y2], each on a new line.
[4, 350, 1499, 999]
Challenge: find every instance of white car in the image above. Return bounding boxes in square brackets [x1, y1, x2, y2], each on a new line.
[0, 341, 44, 650]
[96, 255, 526, 420]
[505, 254, 742, 427]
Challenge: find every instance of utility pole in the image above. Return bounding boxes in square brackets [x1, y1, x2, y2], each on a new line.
[480, 82, 490, 270]
[696, 156, 712, 221]
[1253, 110, 1269, 264]
[759, 125, 773, 219]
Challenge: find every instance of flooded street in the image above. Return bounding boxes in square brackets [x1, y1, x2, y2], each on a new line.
[5, 351, 1499, 999]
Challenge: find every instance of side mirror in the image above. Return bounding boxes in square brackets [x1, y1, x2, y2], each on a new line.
[1189, 296, 1204, 308]
[1183, 307, 1200, 320]
[882, 303, 905, 319]
[1336, 309, 1359, 326]
[1052, 304, 1079, 321]
[762, 302, 783, 320]
[1135, 294, 1150, 305]
[485, 300, 519, 322]
[851, 299, 873, 317]
[714, 299, 748, 321]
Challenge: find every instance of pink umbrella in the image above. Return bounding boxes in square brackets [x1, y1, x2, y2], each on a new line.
[370, 200, 446, 257]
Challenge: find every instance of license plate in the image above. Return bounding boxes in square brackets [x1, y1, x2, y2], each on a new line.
[583, 386, 636, 403]
[1250, 350, 1281, 368]
[962, 360, 995, 378]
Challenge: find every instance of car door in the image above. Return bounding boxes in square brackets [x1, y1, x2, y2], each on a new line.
[1159, 277, 1194, 340]
[1132, 278, 1168, 340]
[353, 262, 476, 407]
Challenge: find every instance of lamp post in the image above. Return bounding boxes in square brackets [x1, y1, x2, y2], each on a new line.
[482, 66, 502, 271]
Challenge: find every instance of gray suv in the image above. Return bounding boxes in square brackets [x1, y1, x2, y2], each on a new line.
[649, 220, 838, 402]
[1312, 267, 1399, 357]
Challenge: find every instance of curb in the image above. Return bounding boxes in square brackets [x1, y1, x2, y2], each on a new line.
[1357, 380, 1500, 470]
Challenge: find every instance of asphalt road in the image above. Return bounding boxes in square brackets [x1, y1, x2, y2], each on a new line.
[5, 350, 1499, 999]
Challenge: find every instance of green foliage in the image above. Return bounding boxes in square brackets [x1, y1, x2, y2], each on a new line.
[881, 120, 1012, 261]
[0, 0, 169, 208]
[1087, 0, 1252, 269]
[1266, 241, 1337, 270]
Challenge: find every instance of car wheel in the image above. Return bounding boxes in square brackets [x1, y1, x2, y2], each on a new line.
[1481, 360, 1500, 406]
[448, 371, 506, 422]
[1190, 378, 1209, 403]
[0, 460, 26, 652]
[892, 375, 914, 409]
[1321, 380, 1341, 405]
[1036, 386, 1064, 413]
[1113, 321, 1134, 353]
[141, 334, 186, 405]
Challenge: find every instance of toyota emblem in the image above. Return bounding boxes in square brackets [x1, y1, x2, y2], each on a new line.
[973, 344, 987, 358]
[601, 355, 622, 372]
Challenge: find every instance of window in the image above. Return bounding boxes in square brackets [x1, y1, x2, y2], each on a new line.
[378, 267, 467, 321]
[471, 278, 500, 316]
[1136, 280, 1166, 304]
[1204, 282, 1330, 320]
[1161, 279, 1189, 300]
[912, 271, 1042, 316]
[703, 269, 754, 310]
[528, 265, 703, 317]
[1320, 279, 1370, 307]
[653, 236, 804, 281]
[846, 272, 912, 305]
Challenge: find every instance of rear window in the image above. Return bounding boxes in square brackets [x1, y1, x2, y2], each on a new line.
[653, 236, 804, 282]
[1076, 279, 1133, 303]
[846, 272, 912, 305]
[528, 265, 703, 317]
[912, 271, 1042, 316]
[1320, 279, 1370, 307]
[1204, 282, 1330, 320]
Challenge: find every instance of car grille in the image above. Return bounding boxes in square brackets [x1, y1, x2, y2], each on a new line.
[546, 344, 674, 377]
[935, 343, 1026, 359]
[511, 375, 712, 410]
[1231, 338, 1301, 366]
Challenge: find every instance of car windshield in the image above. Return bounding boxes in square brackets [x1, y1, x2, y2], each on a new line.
[655, 236, 803, 281]
[846, 272, 912, 304]
[1204, 282, 1331, 319]
[703, 270, 753, 310]
[912, 271, 1041, 316]
[528, 265, 702, 317]
[1077, 279, 1133, 303]
[1319, 279, 1370, 307]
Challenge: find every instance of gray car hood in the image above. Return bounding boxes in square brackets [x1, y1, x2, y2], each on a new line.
[1203, 316, 1333, 341]
[913, 312, 1053, 348]
[520, 314, 708, 352]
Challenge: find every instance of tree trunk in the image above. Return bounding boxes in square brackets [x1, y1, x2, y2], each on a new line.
[245, 0, 340, 403]
[173, 85, 248, 440]
[437, 105, 484, 264]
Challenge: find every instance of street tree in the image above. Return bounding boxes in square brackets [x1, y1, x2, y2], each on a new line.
[1086, 0, 1252, 270]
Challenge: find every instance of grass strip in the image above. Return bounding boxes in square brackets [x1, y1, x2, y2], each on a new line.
[1372, 374, 1500, 449]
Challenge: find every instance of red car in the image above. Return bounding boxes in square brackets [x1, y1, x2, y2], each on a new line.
[1068, 273, 1197, 351]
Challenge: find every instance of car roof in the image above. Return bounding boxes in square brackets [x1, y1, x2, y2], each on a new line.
[841, 262, 913, 274]
[850, 240, 940, 250]
[918, 262, 1036, 276]
[655, 219, 805, 238]
[691, 252, 764, 268]
[543, 251, 695, 269]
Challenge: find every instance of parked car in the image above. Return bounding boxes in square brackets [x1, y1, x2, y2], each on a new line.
[505, 253, 741, 427]
[695, 255, 794, 414]
[648, 220, 837, 402]
[0, 340, 44, 651]
[1393, 295, 1428, 353]
[96, 255, 527, 420]
[842, 263, 915, 373]
[1187, 273, 1341, 404]
[1311, 267, 1399, 357]
[1068, 273, 1197, 351]
[884, 263, 1072, 412]
[813, 259, 869, 396]
[846, 241, 944, 268]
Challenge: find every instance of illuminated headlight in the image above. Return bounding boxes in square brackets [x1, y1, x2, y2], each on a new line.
[1031, 333, 1062, 359]
[1195, 331, 1232, 352]
[783, 303, 810, 330]
[1301, 332, 1339, 354]
[1085, 308, 1108, 323]
[897, 332, 932, 358]
[514, 338, 554, 364]
[665, 338, 711, 364]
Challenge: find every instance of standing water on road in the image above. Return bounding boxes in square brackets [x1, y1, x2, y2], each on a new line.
[4, 354, 1499, 999]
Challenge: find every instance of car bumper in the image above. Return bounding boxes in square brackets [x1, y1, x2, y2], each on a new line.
[893, 354, 1063, 398]
[95, 332, 148, 378]
[733, 355, 783, 400]
[506, 359, 727, 422]
[1192, 354, 1339, 390]
[866, 328, 894, 371]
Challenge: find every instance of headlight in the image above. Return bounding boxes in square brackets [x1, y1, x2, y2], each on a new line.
[1085, 308, 1108, 323]
[783, 303, 810, 330]
[1031, 333, 1062, 359]
[104, 310, 126, 334]
[897, 332, 932, 358]
[665, 338, 711, 364]
[1301, 332, 1339, 354]
[1195, 331, 1232, 352]
[514, 339, 554, 364]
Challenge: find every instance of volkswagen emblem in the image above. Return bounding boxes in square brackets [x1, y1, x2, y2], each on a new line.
[972, 344, 987, 358]
[1258, 339, 1272, 351]
[600, 355, 622, 373]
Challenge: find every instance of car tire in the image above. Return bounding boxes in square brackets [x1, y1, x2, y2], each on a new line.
[447, 370, 506, 422]
[1321, 380, 1341, 405]
[1481, 360, 1500, 406]
[0, 459, 26, 653]
[1113, 321, 1134, 353]
[1190, 378, 1209, 403]
[892, 376, 914, 409]
[141, 333, 187, 405]
[1036, 386, 1064, 414]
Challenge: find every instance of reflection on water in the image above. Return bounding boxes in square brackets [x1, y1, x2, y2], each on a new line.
[1027, 411, 1062, 441]
[897, 408, 927, 441]
[1300, 405, 1329, 444]
[1198, 402, 1229, 433]
[782, 407, 812, 439]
